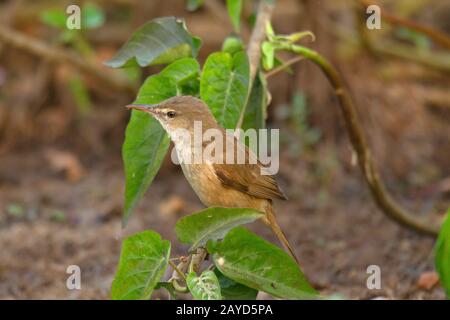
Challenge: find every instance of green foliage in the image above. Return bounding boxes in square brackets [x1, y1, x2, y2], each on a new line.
[262, 42, 276, 70]
[111, 231, 171, 300]
[186, 0, 204, 11]
[222, 36, 244, 55]
[242, 71, 267, 131]
[187, 271, 222, 300]
[82, 3, 105, 29]
[208, 227, 317, 299]
[105, 17, 201, 68]
[175, 207, 264, 251]
[68, 74, 92, 115]
[6, 203, 25, 218]
[122, 59, 200, 225]
[215, 269, 258, 299]
[395, 27, 431, 50]
[200, 51, 250, 128]
[287, 92, 321, 154]
[262, 22, 315, 71]
[435, 209, 450, 298]
[107, 14, 320, 301]
[226, 0, 243, 32]
[40, 9, 66, 29]
[40, 3, 105, 30]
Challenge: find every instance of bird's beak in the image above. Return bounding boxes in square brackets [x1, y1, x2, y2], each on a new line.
[126, 104, 158, 114]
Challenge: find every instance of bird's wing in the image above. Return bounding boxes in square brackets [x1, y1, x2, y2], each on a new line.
[212, 134, 287, 200]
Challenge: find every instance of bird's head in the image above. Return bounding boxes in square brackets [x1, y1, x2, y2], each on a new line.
[126, 96, 218, 133]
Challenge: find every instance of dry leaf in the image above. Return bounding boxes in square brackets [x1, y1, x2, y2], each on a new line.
[45, 149, 85, 182]
[158, 196, 186, 216]
[417, 271, 439, 291]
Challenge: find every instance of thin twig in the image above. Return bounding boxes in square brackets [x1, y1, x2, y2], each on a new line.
[169, 258, 189, 293]
[168, 260, 186, 281]
[265, 56, 305, 79]
[0, 24, 136, 95]
[359, 0, 450, 50]
[369, 40, 450, 73]
[287, 44, 441, 236]
[236, 0, 275, 129]
[246, 0, 274, 83]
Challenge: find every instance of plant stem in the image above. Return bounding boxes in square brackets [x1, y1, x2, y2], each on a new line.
[246, 0, 274, 83]
[287, 44, 441, 236]
[169, 260, 186, 281]
[169, 260, 188, 293]
[265, 56, 305, 79]
[236, 0, 275, 130]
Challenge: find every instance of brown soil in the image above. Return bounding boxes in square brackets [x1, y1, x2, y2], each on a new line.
[0, 145, 446, 299]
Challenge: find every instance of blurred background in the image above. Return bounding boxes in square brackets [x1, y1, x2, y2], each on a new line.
[0, 0, 449, 299]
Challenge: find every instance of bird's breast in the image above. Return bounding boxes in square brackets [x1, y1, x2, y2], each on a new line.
[180, 162, 220, 206]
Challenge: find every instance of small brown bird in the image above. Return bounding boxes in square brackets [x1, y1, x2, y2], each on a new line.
[128, 96, 299, 263]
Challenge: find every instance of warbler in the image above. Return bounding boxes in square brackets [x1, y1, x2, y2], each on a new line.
[128, 96, 299, 263]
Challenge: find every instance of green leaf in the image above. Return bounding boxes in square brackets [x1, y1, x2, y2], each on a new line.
[242, 71, 267, 131]
[187, 0, 204, 11]
[435, 209, 450, 298]
[226, 0, 243, 32]
[40, 9, 67, 29]
[105, 17, 201, 68]
[262, 42, 275, 70]
[175, 207, 264, 251]
[208, 227, 317, 299]
[122, 58, 200, 225]
[187, 271, 222, 300]
[222, 36, 244, 55]
[82, 3, 105, 29]
[111, 231, 171, 300]
[200, 51, 250, 129]
[214, 269, 258, 300]
[265, 21, 275, 39]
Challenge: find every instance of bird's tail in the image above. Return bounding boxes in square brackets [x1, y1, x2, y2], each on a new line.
[264, 204, 300, 265]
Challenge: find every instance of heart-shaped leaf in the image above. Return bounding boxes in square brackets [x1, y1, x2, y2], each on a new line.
[175, 207, 264, 251]
[111, 231, 171, 300]
[187, 271, 222, 300]
[200, 51, 250, 129]
[122, 58, 200, 225]
[105, 17, 201, 68]
[435, 209, 450, 298]
[208, 227, 317, 299]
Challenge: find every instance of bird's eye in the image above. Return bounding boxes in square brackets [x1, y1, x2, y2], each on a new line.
[167, 111, 176, 118]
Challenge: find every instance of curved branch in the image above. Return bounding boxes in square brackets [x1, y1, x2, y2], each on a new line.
[289, 45, 441, 236]
[358, 0, 450, 50]
[0, 24, 136, 95]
